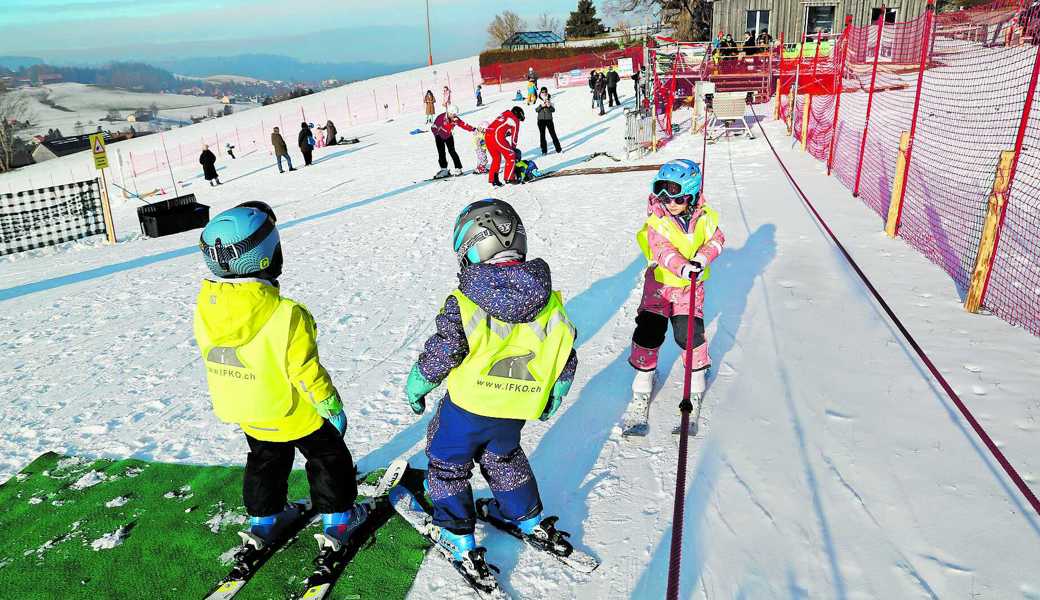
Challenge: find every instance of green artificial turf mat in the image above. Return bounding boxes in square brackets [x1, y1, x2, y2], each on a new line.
[0, 452, 429, 599]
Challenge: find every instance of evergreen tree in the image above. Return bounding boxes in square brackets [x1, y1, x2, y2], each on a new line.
[565, 0, 605, 38]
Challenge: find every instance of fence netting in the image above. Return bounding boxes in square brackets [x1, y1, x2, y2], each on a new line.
[787, 0, 1040, 335]
[1, 179, 107, 255]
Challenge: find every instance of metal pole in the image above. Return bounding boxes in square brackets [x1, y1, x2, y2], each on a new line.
[974, 42, 1040, 308]
[853, 7, 886, 197]
[827, 16, 854, 175]
[425, 0, 434, 66]
[160, 134, 179, 197]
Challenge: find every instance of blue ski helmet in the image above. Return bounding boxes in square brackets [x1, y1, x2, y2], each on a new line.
[651, 159, 702, 202]
[199, 201, 282, 280]
[452, 199, 527, 267]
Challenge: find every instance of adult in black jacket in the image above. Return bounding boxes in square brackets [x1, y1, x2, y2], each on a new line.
[606, 67, 621, 107]
[536, 87, 562, 155]
[588, 70, 599, 108]
[298, 122, 314, 166]
[199, 145, 220, 186]
[594, 72, 607, 116]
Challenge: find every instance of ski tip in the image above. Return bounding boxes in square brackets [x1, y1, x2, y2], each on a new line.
[299, 583, 330, 599]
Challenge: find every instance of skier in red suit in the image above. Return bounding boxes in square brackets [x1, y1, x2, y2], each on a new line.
[485, 106, 525, 187]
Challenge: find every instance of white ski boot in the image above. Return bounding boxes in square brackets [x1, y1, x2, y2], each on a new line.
[452, 167, 463, 176]
[622, 369, 656, 437]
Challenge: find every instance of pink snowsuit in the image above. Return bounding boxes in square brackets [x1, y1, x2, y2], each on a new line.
[630, 194, 725, 371]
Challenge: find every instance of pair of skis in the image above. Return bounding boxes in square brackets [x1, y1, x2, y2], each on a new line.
[621, 374, 705, 438]
[203, 460, 408, 600]
[389, 469, 599, 600]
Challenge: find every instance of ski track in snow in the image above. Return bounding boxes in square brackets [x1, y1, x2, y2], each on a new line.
[1, 55, 1039, 598]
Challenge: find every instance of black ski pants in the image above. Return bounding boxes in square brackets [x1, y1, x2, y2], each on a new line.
[243, 421, 357, 516]
[435, 134, 463, 169]
[301, 147, 313, 166]
[632, 311, 705, 351]
[538, 120, 562, 154]
[608, 86, 620, 106]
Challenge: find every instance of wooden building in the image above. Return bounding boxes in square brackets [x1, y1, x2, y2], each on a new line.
[710, 0, 929, 41]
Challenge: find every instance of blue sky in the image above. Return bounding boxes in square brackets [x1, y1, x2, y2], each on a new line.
[0, 0, 613, 65]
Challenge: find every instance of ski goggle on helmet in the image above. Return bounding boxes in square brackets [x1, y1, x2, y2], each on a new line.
[453, 199, 527, 267]
[652, 159, 702, 205]
[199, 200, 283, 280]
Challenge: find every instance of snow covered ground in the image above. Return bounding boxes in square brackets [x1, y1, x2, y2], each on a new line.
[10, 82, 242, 139]
[1, 56, 1039, 599]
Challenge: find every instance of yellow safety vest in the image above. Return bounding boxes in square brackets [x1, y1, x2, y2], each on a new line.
[636, 206, 719, 288]
[194, 282, 323, 442]
[446, 290, 576, 420]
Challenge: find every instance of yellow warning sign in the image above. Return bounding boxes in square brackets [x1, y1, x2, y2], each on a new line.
[89, 133, 108, 170]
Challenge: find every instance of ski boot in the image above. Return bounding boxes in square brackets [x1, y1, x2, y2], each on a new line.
[433, 527, 500, 593]
[433, 168, 451, 180]
[475, 499, 599, 572]
[475, 499, 572, 556]
[314, 501, 371, 551]
[452, 168, 463, 176]
[622, 368, 656, 437]
[300, 502, 373, 598]
[241, 501, 310, 550]
[491, 173, 503, 187]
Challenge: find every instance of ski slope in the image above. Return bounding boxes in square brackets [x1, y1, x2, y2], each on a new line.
[1, 57, 1039, 599]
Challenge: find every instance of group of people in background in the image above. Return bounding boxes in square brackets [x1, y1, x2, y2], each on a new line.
[715, 30, 774, 57]
[589, 67, 621, 116]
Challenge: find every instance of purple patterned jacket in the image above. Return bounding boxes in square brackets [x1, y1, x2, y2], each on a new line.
[416, 258, 578, 387]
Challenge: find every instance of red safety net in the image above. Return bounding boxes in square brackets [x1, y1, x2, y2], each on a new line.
[123, 64, 480, 178]
[785, 0, 1040, 335]
[479, 46, 644, 85]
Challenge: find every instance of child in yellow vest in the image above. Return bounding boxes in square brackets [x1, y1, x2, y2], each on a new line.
[631, 159, 725, 399]
[400, 199, 580, 585]
[194, 201, 367, 557]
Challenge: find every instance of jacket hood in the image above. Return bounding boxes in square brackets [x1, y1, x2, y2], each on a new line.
[196, 279, 281, 346]
[457, 258, 552, 323]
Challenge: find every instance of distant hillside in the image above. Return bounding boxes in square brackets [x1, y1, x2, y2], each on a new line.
[153, 54, 416, 83]
[0, 56, 44, 70]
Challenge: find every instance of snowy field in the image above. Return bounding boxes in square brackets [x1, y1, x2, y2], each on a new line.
[2, 56, 1040, 599]
[10, 82, 242, 139]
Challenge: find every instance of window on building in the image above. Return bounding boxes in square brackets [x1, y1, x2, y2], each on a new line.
[746, 10, 771, 36]
[870, 7, 898, 23]
[806, 5, 836, 33]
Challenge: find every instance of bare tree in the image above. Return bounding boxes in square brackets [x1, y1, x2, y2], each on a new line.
[487, 11, 527, 48]
[0, 85, 34, 172]
[605, 0, 711, 40]
[536, 13, 563, 37]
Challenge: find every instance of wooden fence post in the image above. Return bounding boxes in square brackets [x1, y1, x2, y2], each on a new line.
[965, 42, 1040, 312]
[802, 32, 824, 151]
[853, 6, 887, 197]
[965, 151, 1016, 311]
[886, 0, 935, 237]
[885, 131, 911, 237]
[789, 33, 806, 134]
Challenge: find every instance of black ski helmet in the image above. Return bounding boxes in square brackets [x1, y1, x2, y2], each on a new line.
[511, 106, 525, 121]
[452, 199, 527, 267]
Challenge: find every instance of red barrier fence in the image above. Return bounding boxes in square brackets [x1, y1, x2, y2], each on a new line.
[125, 64, 480, 178]
[787, 0, 1040, 336]
[479, 46, 644, 85]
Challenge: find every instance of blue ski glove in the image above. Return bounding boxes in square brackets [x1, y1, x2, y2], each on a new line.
[539, 379, 573, 421]
[315, 393, 347, 437]
[406, 364, 438, 415]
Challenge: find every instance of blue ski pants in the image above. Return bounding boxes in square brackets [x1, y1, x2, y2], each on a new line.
[426, 396, 542, 533]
